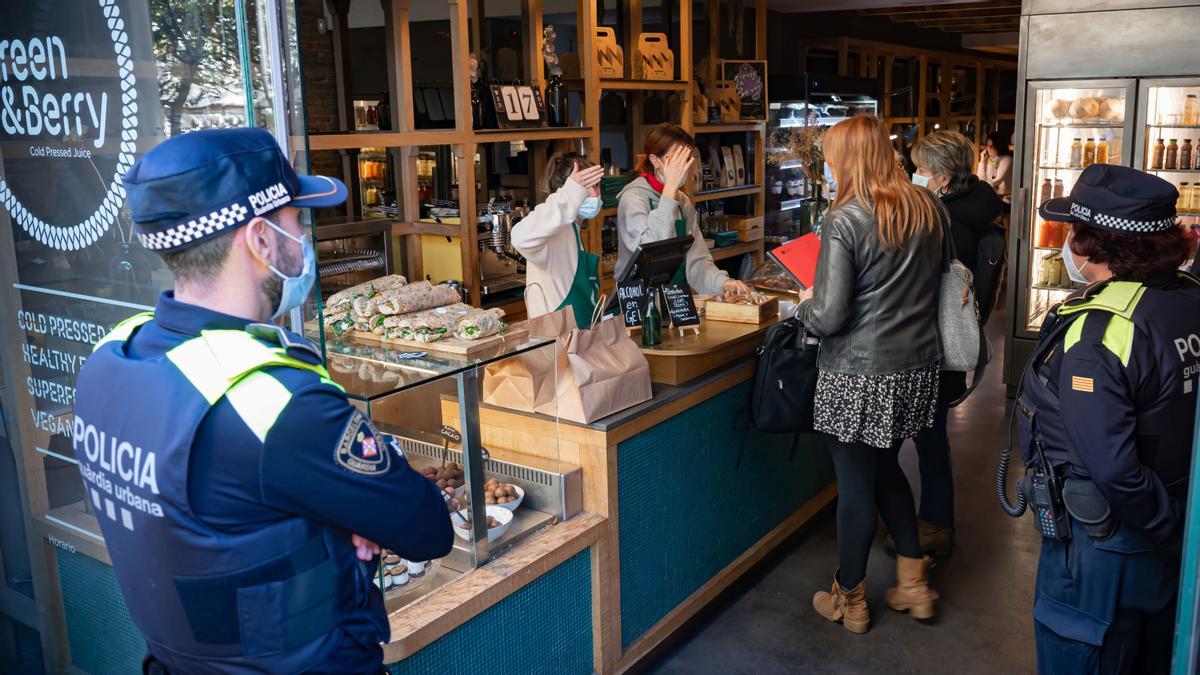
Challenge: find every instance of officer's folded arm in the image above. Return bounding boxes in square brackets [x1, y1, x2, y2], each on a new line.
[1058, 342, 1181, 543]
[258, 379, 455, 562]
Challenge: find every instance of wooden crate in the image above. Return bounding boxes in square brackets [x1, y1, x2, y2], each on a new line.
[730, 216, 764, 242]
[705, 297, 778, 324]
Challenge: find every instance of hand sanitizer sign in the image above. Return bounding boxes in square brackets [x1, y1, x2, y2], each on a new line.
[0, 0, 138, 251]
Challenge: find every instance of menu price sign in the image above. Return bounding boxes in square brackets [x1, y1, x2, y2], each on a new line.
[617, 280, 646, 329]
[662, 283, 700, 335]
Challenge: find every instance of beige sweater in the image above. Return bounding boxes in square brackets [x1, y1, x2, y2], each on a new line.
[511, 178, 588, 319]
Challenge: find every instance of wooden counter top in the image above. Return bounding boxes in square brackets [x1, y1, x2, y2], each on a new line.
[638, 315, 778, 385]
[639, 316, 778, 357]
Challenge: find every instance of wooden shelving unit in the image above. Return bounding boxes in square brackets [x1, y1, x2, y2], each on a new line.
[308, 0, 768, 306]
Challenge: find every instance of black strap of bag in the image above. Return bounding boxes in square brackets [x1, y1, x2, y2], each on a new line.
[749, 316, 820, 434]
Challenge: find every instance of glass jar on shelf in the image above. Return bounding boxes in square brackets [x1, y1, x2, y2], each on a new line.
[1069, 138, 1083, 168]
[1152, 138, 1166, 170]
[1184, 94, 1199, 126]
[1179, 183, 1192, 212]
[1166, 139, 1180, 170]
[1182, 140, 1194, 171]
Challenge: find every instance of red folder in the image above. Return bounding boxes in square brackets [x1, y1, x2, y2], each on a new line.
[768, 232, 821, 290]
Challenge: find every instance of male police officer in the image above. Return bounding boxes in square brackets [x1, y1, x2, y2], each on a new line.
[1013, 164, 1199, 673]
[72, 128, 453, 673]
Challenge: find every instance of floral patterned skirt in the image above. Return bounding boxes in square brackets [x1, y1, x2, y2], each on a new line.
[813, 363, 940, 449]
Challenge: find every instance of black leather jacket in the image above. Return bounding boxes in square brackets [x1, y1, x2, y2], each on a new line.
[798, 198, 944, 375]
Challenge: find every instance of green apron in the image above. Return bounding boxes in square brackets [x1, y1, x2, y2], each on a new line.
[554, 223, 601, 329]
[650, 196, 692, 287]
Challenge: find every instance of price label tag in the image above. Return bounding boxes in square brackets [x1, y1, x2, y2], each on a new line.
[662, 283, 700, 327]
[499, 85, 523, 122]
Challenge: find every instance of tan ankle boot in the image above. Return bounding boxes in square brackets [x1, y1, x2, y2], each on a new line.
[813, 574, 870, 634]
[886, 555, 939, 619]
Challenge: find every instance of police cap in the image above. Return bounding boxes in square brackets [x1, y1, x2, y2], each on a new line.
[1039, 164, 1178, 235]
[122, 128, 347, 253]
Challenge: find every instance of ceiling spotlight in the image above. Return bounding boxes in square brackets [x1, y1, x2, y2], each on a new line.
[933, 123, 941, 130]
[889, 134, 898, 140]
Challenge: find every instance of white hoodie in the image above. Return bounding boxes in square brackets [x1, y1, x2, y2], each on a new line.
[615, 176, 729, 295]
[511, 178, 589, 318]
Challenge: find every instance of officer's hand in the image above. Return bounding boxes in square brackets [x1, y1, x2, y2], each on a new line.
[352, 533, 380, 561]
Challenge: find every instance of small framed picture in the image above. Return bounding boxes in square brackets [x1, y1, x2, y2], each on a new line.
[719, 60, 768, 121]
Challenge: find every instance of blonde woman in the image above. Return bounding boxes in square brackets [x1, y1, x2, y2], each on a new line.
[797, 115, 944, 633]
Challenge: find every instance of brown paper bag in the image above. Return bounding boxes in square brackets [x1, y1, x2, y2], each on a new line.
[524, 307, 653, 424]
[481, 343, 558, 412]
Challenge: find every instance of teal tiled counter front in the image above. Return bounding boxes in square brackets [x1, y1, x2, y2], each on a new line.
[56, 548, 145, 675]
[617, 380, 835, 649]
[388, 549, 593, 675]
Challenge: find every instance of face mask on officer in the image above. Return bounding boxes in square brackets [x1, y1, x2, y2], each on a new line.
[250, 212, 316, 321]
[1062, 231, 1091, 284]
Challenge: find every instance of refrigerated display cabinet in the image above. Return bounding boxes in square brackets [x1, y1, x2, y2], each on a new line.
[1015, 80, 1135, 334]
[1136, 79, 1200, 271]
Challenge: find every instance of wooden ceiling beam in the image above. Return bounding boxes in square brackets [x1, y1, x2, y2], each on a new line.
[883, 8, 1020, 23]
[860, 2, 1019, 16]
[914, 17, 1020, 27]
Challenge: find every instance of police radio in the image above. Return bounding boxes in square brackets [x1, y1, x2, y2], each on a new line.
[1023, 461, 1071, 542]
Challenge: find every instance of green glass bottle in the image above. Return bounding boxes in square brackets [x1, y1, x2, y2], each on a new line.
[642, 288, 662, 347]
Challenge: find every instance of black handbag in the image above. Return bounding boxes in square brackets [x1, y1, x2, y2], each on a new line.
[750, 317, 819, 434]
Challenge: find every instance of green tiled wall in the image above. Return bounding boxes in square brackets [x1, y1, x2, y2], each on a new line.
[388, 548, 593, 675]
[617, 381, 834, 648]
[56, 549, 145, 674]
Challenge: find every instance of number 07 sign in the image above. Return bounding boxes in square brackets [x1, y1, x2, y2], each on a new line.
[489, 83, 546, 129]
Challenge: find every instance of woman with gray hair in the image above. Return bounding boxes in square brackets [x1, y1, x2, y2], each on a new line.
[892, 130, 1003, 556]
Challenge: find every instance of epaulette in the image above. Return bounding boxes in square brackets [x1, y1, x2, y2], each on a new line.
[245, 322, 324, 365]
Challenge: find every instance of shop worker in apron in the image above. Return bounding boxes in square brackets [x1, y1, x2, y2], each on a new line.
[616, 123, 750, 296]
[72, 128, 453, 674]
[1012, 164, 1199, 674]
[511, 155, 606, 327]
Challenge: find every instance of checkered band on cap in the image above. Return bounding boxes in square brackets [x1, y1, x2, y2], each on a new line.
[139, 202, 250, 251]
[1090, 211, 1178, 234]
[1069, 200, 1177, 234]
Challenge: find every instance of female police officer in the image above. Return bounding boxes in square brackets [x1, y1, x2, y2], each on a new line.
[1007, 164, 1199, 673]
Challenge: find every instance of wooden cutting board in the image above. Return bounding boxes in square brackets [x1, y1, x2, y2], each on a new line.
[346, 325, 530, 357]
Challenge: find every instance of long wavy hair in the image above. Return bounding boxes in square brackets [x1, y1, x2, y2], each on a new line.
[824, 116, 939, 250]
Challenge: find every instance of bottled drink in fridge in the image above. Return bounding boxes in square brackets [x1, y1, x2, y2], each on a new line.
[1069, 138, 1083, 168]
[1083, 138, 1096, 167]
[1097, 137, 1110, 164]
[1185, 94, 1199, 126]
[1166, 139, 1179, 170]
[1179, 183, 1191, 212]
[1040, 178, 1053, 207]
[1152, 138, 1166, 170]
[1183, 140, 1194, 172]
[1053, 178, 1065, 199]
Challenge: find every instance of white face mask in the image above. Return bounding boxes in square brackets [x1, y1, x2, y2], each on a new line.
[1062, 236, 1090, 284]
[912, 173, 932, 189]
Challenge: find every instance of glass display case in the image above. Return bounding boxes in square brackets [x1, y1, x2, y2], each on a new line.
[1019, 81, 1135, 331]
[1137, 79, 1200, 266]
[765, 94, 877, 244]
[319, 332, 577, 612]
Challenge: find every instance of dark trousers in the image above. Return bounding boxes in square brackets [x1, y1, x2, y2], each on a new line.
[1033, 520, 1179, 674]
[826, 436, 922, 588]
[910, 371, 965, 528]
[912, 402, 954, 527]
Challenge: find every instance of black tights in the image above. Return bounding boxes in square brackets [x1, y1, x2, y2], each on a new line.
[826, 435, 922, 589]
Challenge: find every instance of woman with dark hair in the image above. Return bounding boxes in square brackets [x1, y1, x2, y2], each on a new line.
[977, 130, 1013, 204]
[1013, 164, 1199, 673]
[616, 123, 750, 295]
[798, 115, 944, 633]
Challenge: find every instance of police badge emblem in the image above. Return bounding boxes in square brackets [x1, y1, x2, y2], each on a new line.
[335, 412, 391, 475]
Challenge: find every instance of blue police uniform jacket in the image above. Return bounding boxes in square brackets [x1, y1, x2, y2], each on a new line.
[1016, 270, 1200, 650]
[73, 293, 453, 674]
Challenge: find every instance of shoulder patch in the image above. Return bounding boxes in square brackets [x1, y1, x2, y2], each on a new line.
[246, 322, 323, 364]
[1071, 375, 1094, 393]
[335, 411, 391, 475]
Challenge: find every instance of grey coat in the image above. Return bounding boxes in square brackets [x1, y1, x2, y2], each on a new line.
[797, 197, 944, 375]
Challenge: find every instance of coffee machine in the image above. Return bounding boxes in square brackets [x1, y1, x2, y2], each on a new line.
[476, 199, 528, 296]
